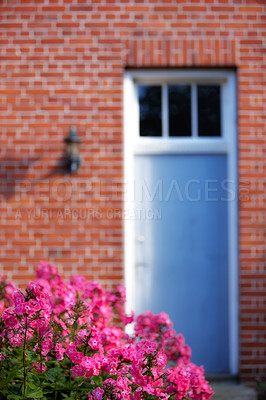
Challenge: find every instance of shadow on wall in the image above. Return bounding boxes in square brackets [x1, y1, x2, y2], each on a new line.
[0, 153, 68, 200]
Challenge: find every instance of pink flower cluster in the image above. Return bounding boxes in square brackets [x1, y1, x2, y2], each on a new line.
[0, 261, 214, 400]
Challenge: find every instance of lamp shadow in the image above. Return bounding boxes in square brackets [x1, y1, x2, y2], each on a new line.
[0, 153, 68, 201]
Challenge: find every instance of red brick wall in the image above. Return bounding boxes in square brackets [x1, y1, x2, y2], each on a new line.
[0, 0, 265, 383]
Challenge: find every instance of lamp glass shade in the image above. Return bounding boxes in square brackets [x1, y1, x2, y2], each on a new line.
[65, 141, 80, 157]
[64, 127, 82, 173]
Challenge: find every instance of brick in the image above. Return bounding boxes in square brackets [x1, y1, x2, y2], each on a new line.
[40, 39, 65, 44]
[182, 6, 207, 12]
[154, 6, 178, 12]
[69, 5, 93, 11]
[239, 6, 264, 12]
[0, 23, 23, 29]
[56, 22, 80, 28]
[0, 0, 265, 385]
[42, 6, 65, 12]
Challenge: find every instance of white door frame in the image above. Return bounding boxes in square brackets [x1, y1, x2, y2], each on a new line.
[123, 69, 238, 375]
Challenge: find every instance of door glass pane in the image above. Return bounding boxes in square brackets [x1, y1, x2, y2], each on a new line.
[198, 85, 221, 137]
[168, 85, 191, 137]
[138, 85, 162, 137]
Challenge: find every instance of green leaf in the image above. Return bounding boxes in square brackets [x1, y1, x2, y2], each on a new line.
[46, 366, 62, 382]
[60, 333, 73, 342]
[61, 394, 75, 400]
[73, 320, 78, 330]
[42, 387, 58, 395]
[0, 371, 17, 389]
[25, 350, 38, 361]
[26, 385, 44, 399]
[7, 394, 21, 400]
[27, 380, 39, 390]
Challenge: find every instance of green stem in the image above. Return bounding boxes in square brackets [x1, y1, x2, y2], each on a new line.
[17, 381, 24, 396]
[69, 360, 73, 393]
[23, 316, 28, 400]
[74, 385, 79, 400]
[38, 331, 43, 390]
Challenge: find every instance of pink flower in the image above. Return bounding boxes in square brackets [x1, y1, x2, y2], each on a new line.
[14, 290, 24, 304]
[116, 376, 131, 398]
[71, 364, 85, 379]
[0, 265, 214, 400]
[28, 299, 41, 312]
[156, 350, 167, 369]
[136, 339, 156, 360]
[32, 362, 47, 373]
[71, 352, 83, 364]
[78, 329, 89, 340]
[122, 311, 134, 325]
[36, 261, 58, 280]
[116, 285, 126, 302]
[166, 366, 190, 399]
[185, 363, 214, 400]
[14, 303, 24, 315]
[122, 344, 137, 362]
[3, 312, 19, 329]
[55, 343, 64, 361]
[42, 338, 53, 356]
[89, 336, 101, 351]
[82, 354, 102, 378]
[7, 331, 24, 347]
[69, 275, 87, 290]
[13, 290, 25, 315]
[91, 387, 104, 400]
[65, 343, 79, 362]
[23, 302, 36, 315]
[30, 318, 47, 330]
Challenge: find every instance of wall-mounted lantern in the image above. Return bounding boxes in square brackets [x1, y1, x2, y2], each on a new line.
[64, 126, 82, 174]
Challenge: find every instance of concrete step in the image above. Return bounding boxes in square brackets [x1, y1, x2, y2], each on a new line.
[211, 382, 257, 400]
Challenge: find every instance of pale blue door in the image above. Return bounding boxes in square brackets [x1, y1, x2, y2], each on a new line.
[134, 154, 229, 374]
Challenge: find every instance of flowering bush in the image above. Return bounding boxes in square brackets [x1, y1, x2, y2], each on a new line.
[0, 261, 213, 400]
